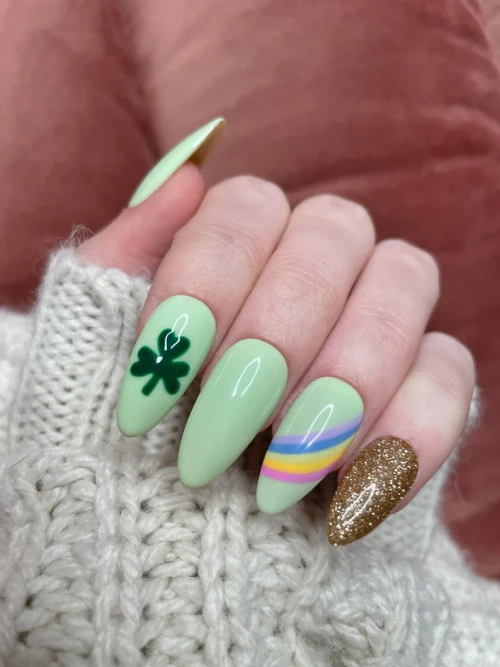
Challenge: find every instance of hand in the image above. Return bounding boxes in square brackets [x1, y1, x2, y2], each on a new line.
[78, 132, 475, 545]
[0, 0, 494, 564]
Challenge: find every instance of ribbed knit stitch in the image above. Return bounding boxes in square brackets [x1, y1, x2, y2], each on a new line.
[0, 250, 497, 667]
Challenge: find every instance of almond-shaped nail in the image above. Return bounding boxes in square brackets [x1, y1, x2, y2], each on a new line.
[257, 377, 363, 514]
[117, 295, 216, 436]
[128, 117, 225, 207]
[178, 339, 288, 488]
[327, 436, 418, 546]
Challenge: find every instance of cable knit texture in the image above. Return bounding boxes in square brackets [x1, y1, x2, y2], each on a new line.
[0, 250, 498, 667]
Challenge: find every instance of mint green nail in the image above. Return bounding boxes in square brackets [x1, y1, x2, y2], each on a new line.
[257, 377, 364, 514]
[128, 117, 225, 207]
[117, 295, 216, 437]
[178, 339, 288, 488]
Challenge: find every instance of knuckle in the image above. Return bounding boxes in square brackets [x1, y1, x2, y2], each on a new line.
[251, 255, 345, 349]
[272, 251, 343, 306]
[180, 176, 290, 270]
[378, 239, 439, 279]
[202, 223, 266, 270]
[211, 175, 290, 217]
[376, 239, 440, 299]
[293, 194, 375, 250]
[423, 332, 476, 394]
[295, 194, 371, 224]
[355, 301, 414, 361]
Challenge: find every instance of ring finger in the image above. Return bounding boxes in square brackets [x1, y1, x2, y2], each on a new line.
[326, 332, 475, 545]
[256, 238, 440, 513]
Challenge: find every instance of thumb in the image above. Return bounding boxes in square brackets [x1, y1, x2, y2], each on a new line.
[78, 118, 225, 276]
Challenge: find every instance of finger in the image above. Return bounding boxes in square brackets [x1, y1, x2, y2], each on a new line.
[78, 117, 226, 274]
[117, 176, 291, 437]
[137, 176, 290, 333]
[327, 332, 475, 545]
[257, 239, 440, 513]
[79, 163, 205, 274]
[211, 195, 376, 393]
[178, 196, 375, 488]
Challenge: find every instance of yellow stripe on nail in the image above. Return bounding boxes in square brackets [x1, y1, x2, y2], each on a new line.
[264, 445, 350, 474]
[264, 435, 355, 467]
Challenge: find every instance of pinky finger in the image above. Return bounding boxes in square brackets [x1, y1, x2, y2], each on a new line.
[327, 332, 476, 545]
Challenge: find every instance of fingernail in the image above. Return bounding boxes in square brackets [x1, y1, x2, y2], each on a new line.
[327, 436, 418, 546]
[128, 117, 226, 207]
[257, 377, 364, 514]
[178, 339, 288, 487]
[117, 295, 216, 436]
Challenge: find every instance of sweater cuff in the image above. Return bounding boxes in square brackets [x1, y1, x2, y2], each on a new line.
[9, 249, 150, 453]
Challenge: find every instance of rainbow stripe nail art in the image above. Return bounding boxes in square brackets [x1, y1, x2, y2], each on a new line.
[257, 377, 364, 514]
[261, 413, 362, 483]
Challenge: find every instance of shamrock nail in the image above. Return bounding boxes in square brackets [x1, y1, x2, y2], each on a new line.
[130, 329, 190, 396]
[257, 377, 364, 514]
[128, 117, 225, 207]
[117, 295, 216, 437]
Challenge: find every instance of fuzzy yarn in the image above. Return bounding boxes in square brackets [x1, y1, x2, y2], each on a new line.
[0, 250, 497, 667]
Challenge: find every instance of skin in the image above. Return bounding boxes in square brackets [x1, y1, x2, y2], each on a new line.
[79, 168, 475, 519]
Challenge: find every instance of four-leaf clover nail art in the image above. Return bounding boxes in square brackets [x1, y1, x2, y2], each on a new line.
[131, 329, 191, 396]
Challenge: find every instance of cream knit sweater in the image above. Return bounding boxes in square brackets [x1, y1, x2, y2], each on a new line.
[0, 249, 499, 667]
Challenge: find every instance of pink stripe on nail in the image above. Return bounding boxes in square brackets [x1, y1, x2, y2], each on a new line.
[261, 464, 335, 484]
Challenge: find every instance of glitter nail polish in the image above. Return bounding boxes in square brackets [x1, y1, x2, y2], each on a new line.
[326, 436, 418, 546]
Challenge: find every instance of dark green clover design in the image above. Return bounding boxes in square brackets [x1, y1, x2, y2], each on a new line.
[130, 328, 191, 396]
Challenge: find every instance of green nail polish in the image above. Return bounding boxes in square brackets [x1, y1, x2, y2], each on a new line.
[257, 377, 364, 514]
[117, 295, 216, 436]
[128, 117, 225, 207]
[178, 339, 288, 488]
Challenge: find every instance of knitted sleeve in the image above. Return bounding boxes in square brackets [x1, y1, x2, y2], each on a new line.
[0, 249, 162, 667]
[0, 311, 32, 467]
[8, 249, 150, 456]
[0, 248, 498, 667]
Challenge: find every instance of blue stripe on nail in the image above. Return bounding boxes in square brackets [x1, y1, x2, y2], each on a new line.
[269, 421, 361, 454]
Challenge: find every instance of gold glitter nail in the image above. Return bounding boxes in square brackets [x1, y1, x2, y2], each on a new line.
[326, 436, 418, 546]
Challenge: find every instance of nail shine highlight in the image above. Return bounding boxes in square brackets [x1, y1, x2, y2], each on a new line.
[327, 436, 418, 546]
[178, 339, 288, 488]
[117, 295, 216, 437]
[257, 377, 364, 514]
